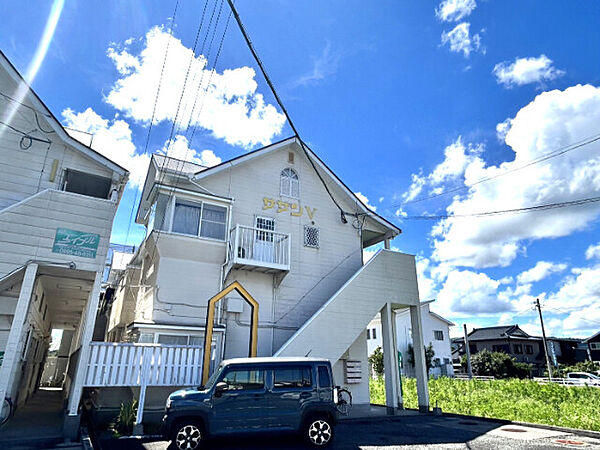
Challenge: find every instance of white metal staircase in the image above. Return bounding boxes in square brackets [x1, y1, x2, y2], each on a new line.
[275, 249, 420, 362]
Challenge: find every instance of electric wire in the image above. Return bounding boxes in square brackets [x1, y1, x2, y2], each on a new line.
[395, 133, 600, 208]
[403, 195, 600, 220]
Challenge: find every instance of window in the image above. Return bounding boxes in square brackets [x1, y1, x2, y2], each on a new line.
[221, 369, 265, 391]
[157, 334, 188, 345]
[366, 329, 371, 339]
[171, 198, 227, 240]
[62, 169, 112, 199]
[492, 345, 508, 353]
[273, 367, 312, 388]
[372, 328, 377, 339]
[304, 226, 320, 248]
[256, 217, 275, 242]
[514, 344, 523, 354]
[200, 204, 227, 239]
[172, 199, 201, 235]
[434, 330, 444, 341]
[525, 345, 534, 354]
[469, 344, 477, 354]
[591, 343, 600, 350]
[138, 333, 154, 343]
[318, 366, 331, 388]
[280, 168, 299, 198]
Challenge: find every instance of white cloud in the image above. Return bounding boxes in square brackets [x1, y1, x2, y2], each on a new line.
[429, 137, 482, 186]
[416, 256, 437, 302]
[62, 107, 150, 188]
[585, 242, 600, 260]
[158, 135, 221, 167]
[436, 0, 477, 22]
[493, 55, 565, 88]
[402, 171, 426, 202]
[379, 196, 384, 203]
[431, 84, 600, 268]
[436, 269, 512, 315]
[290, 41, 339, 88]
[441, 22, 482, 57]
[105, 26, 286, 149]
[516, 261, 567, 284]
[354, 192, 377, 212]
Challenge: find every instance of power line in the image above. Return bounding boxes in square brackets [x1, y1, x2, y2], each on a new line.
[403, 195, 600, 220]
[396, 133, 600, 208]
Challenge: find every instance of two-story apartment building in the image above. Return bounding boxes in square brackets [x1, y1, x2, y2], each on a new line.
[105, 137, 431, 428]
[0, 51, 128, 440]
[584, 331, 600, 363]
[367, 301, 455, 378]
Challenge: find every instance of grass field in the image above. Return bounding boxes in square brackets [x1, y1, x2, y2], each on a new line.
[370, 377, 600, 432]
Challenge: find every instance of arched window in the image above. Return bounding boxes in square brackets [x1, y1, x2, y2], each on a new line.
[280, 168, 299, 198]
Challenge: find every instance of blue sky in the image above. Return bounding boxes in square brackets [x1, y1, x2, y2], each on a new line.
[2, 0, 600, 338]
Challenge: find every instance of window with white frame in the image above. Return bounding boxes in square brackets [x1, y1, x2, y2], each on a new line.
[280, 168, 299, 198]
[170, 197, 227, 240]
[304, 226, 319, 248]
[591, 342, 600, 350]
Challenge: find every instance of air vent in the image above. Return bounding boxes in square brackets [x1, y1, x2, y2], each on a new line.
[304, 226, 319, 248]
[288, 152, 294, 164]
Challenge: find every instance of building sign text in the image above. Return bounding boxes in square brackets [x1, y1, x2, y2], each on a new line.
[263, 197, 316, 220]
[52, 228, 100, 259]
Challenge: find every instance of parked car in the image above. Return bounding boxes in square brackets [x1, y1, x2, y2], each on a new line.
[162, 357, 339, 449]
[566, 372, 600, 386]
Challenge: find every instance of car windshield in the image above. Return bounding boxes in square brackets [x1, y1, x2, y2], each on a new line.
[589, 373, 600, 380]
[202, 363, 224, 390]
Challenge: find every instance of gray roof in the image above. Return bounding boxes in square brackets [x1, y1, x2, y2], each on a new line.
[467, 325, 537, 341]
[153, 154, 208, 176]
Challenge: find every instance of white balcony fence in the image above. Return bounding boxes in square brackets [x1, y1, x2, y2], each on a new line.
[83, 342, 203, 387]
[229, 224, 290, 271]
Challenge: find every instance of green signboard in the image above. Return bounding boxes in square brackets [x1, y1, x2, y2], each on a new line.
[52, 228, 100, 259]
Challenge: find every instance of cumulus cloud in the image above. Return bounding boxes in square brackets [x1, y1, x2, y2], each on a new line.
[493, 55, 565, 88]
[62, 107, 150, 188]
[354, 192, 377, 212]
[585, 242, 600, 260]
[402, 171, 427, 202]
[516, 261, 567, 284]
[158, 135, 221, 167]
[436, 269, 512, 314]
[441, 22, 482, 57]
[431, 84, 600, 268]
[105, 26, 286, 148]
[436, 0, 477, 22]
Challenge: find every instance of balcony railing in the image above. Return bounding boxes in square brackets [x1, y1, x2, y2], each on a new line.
[228, 224, 290, 272]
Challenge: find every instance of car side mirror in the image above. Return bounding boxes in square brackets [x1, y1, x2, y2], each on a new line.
[214, 381, 227, 397]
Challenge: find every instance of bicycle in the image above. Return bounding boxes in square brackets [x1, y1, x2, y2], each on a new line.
[1, 397, 13, 426]
[334, 386, 352, 415]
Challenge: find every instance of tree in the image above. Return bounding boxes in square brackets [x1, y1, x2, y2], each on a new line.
[407, 343, 435, 372]
[462, 349, 531, 379]
[369, 346, 384, 377]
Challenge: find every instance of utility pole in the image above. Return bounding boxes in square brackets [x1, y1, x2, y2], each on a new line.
[534, 298, 553, 379]
[463, 324, 473, 379]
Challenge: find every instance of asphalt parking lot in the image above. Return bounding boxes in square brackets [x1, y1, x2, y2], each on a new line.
[101, 415, 600, 449]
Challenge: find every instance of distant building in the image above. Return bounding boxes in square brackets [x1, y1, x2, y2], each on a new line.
[367, 301, 455, 378]
[583, 331, 600, 363]
[452, 324, 588, 375]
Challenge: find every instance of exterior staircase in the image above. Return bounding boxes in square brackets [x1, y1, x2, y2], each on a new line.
[275, 249, 420, 362]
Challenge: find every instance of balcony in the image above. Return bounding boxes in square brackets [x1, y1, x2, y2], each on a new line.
[228, 224, 290, 273]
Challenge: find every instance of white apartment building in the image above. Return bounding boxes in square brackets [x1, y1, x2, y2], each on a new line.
[0, 51, 128, 439]
[367, 301, 455, 378]
[105, 136, 431, 428]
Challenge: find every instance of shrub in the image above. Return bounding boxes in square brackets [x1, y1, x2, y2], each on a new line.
[110, 399, 138, 436]
[369, 346, 384, 377]
[463, 349, 531, 379]
[555, 361, 600, 377]
[407, 343, 435, 372]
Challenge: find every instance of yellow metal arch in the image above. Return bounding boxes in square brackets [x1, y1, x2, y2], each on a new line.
[202, 281, 259, 385]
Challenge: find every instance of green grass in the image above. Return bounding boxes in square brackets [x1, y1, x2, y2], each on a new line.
[369, 377, 600, 432]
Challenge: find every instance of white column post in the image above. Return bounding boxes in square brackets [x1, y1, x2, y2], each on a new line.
[409, 304, 430, 412]
[133, 346, 151, 435]
[381, 303, 399, 412]
[66, 272, 103, 416]
[0, 263, 38, 404]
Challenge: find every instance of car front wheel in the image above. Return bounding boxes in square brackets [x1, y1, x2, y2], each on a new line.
[305, 416, 334, 447]
[173, 421, 203, 450]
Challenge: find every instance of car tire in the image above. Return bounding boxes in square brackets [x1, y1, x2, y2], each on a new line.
[171, 419, 204, 450]
[304, 415, 334, 447]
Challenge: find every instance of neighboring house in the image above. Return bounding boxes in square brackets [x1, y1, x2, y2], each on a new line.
[367, 301, 455, 378]
[452, 325, 588, 375]
[0, 51, 128, 438]
[583, 331, 600, 363]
